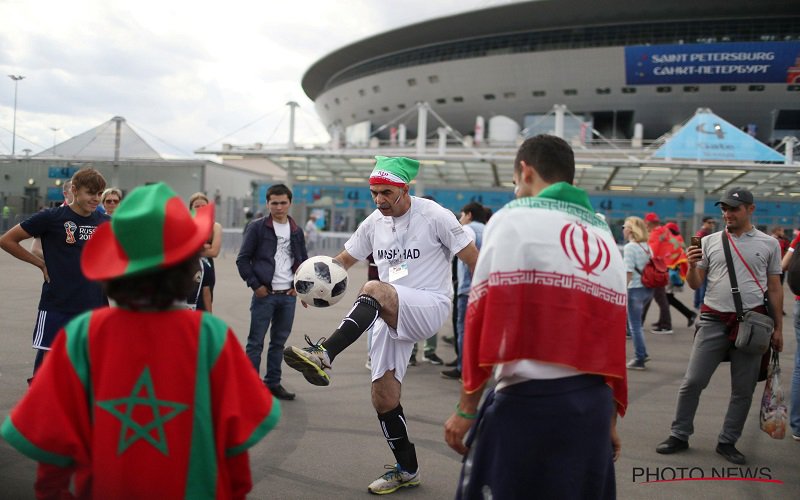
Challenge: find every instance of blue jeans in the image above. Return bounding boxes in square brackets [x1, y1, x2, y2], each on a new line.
[456, 294, 468, 370]
[628, 287, 653, 361]
[791, 301, 800, 436]
[246, 293, 296, 386]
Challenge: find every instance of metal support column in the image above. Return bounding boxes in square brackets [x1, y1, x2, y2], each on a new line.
[112, 116, 123, 187]
[554, 104, 566, 139]
[287, 101, 299, 150]
[416, 102, 428, 156]
[693, 169, 705, 233]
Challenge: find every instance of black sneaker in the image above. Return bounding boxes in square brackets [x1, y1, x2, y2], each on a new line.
[441, 368, 461, 380]
[408, 355, 417, 367]
[267, 383, 296, 401]
[283, 335, 331, 386]
[716, 443, 746, 464]
[626, 359, 646, 371]
[651, 328, 674, 335]
[424, 353, 444, 365]
[444, 359, 458, 367]
[656, 436, 688, 454]
[441, 336, 455, 345]
[687, 313, 698, 328]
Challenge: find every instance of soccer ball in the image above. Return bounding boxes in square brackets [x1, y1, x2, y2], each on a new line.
[294, 256, 348, 307]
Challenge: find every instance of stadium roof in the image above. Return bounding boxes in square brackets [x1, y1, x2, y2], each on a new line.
[302, 0, 797, 99]
[35, 116, 161, 161]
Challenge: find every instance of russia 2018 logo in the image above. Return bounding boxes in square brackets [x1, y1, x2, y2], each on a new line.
[559, 222, 611, 276]
[64, 221, 77, 244]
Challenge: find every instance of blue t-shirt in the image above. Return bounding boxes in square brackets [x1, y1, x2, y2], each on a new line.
[21, 206, 110, 313]
[457, 221, 484, 296]
[623, 241, 651, 289]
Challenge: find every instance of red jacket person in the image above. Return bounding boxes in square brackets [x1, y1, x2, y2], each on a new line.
[1, 182, 280, 499]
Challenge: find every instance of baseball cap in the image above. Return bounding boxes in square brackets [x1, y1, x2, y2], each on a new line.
[644, 212, 660, 223]
[715, 187, 754, 207]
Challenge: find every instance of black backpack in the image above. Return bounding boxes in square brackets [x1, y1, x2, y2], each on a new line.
[788, 250, 800, 296]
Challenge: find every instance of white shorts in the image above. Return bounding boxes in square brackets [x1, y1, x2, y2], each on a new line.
[368, 285, 451, 383]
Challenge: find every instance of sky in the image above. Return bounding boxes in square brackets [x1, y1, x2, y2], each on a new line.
[0, 0, 511, 158]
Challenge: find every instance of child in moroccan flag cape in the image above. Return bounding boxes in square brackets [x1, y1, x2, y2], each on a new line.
[1, 183, 280, 499]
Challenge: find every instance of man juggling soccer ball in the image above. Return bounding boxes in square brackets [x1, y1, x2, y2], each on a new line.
[284, 156, 479, 494]
[1, 183, 280, 499]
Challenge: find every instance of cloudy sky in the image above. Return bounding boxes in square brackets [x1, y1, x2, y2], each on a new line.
[0, 0, 512, 158]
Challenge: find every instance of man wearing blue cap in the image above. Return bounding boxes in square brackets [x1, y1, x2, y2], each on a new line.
[284, 156, 479, 494]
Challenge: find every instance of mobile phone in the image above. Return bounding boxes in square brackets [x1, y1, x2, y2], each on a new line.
[690, 236, 702, 248]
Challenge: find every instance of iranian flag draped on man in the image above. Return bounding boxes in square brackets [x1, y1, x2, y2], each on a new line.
[446, 135, 628, 499]
[461, 183, 628, 411]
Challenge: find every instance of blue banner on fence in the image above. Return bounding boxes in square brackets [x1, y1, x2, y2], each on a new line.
[625, 42, 800, 85]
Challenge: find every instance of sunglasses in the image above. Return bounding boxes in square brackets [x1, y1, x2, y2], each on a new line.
[104, 199, 120, 204]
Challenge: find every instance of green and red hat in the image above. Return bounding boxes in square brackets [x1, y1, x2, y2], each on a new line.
[369, 156, 420, 188]
[82, 182, 214, 280]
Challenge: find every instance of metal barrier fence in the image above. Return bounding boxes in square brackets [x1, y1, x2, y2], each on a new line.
[220, 228, 352, 258]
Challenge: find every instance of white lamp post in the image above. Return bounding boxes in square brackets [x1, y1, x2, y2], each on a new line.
[8, 75, 25, 156]
[50, 127, 60, 156]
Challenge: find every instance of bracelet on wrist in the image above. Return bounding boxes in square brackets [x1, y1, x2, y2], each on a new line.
[455, 403, 478, 420]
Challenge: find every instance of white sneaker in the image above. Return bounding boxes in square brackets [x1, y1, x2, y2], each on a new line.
[651, 328, 674, 335]
[367, 464, 420, 495]
[792, 433, 800, 442]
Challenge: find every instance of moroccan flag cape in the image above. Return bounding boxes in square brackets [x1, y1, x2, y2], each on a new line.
[650, 226, 688, 269]
[462, 182, 628, 416]
[1, 308, 280, 499]
[650, 227, 689, 278]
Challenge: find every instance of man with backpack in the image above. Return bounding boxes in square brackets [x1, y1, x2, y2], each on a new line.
[781, 229, 800, 441]
[656, 188, 783, 465]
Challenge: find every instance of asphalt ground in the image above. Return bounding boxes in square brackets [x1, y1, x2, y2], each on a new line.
[0, 254, 798, 499]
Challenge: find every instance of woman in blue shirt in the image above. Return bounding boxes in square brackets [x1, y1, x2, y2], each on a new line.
[623, 216, 653, 370]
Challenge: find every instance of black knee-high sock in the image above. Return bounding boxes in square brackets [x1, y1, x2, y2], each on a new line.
[378, 405, 418, 473]
[322, 294, 381, 362]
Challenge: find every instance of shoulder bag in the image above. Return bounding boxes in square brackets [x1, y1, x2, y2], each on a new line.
[721, 232, 773, 355]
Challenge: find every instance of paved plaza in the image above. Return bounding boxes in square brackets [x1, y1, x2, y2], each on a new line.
[0, 254, 798, 499]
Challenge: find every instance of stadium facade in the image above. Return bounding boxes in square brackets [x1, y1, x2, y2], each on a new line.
[303, 0, 800, 144]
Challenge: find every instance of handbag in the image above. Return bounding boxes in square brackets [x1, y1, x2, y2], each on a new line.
[787, 247, 800, 296]
[720, 232, 773, 355]
[759, 351, 787, 439]
[668, 267, 684, 286]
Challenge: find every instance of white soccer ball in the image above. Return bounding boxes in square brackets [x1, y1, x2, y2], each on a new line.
[294, 256, 348, 307]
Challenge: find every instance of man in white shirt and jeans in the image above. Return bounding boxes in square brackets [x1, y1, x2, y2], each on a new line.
[284, 156, 479, 495]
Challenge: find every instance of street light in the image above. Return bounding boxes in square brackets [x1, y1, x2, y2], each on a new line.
[49, 127, 60, 156]
[8, 74, 25, 156]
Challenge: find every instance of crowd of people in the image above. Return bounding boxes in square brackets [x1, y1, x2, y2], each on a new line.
[0, 135, 797, 498]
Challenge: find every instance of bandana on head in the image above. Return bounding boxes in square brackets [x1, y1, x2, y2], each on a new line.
[369, 156, 420, 188]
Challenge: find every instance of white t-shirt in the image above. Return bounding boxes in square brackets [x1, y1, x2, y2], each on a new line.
[462, 224, 476, 243]
[345, 197, 471, 299]
[271, 221, 294, 290]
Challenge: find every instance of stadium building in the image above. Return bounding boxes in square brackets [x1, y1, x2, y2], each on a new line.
[303, 0, 800, 144]
[198, 0, 800, 234]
